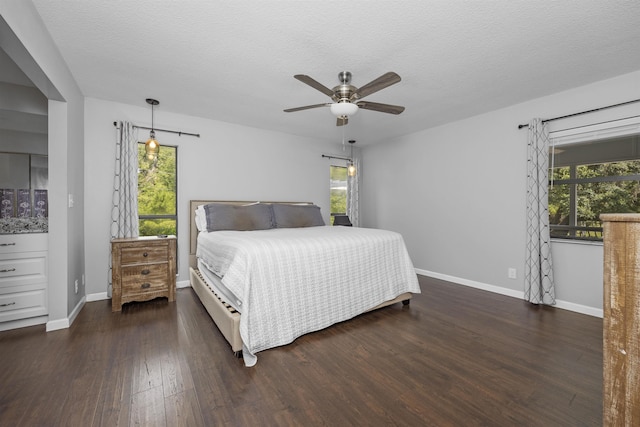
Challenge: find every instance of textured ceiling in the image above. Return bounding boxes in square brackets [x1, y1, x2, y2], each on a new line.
[30, 0, 640, 145]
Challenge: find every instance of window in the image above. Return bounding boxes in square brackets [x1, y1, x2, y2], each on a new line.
[330, 165, 347, 225]
[138, 144, 177, 236]
[549, 133, 640, 241]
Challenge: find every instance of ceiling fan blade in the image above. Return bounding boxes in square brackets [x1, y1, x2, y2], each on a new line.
[356, 101, 405, 115]
[352, 72, 401, 100]
[294, 75, 335, 98]
[336, 117, 348, 126]
[284, 103, 330, 113]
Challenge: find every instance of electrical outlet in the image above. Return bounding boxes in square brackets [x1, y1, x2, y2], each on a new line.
[508, 268, 517, 279]
[74, 279, 78, 294]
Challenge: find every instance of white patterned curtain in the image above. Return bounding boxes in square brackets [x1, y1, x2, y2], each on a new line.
[525, 118, 556, 305]
[108, 121, 139, 296]
[347, 152, 360, 227]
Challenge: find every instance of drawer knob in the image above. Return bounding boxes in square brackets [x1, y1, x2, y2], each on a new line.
[143, 252, 148, 257]
[141, 269, 150, 275]
[0, 268, 16, 273]
[0, 302, 16, 307]
[0, 242, 16, 247]
[141, 283, 151, 289]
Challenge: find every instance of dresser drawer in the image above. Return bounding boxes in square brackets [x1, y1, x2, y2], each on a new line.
[120, 244, 168, 265]
[0, 253, 47, 290]
[0, 233, 47, 255]
[0, 289, 47, 322]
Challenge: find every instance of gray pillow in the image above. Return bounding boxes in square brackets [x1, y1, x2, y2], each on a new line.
[203, 203, 274, 231]
[272, 204, 325, 228]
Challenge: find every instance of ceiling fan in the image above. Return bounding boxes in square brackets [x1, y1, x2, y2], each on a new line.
[284, 71, 405, 126]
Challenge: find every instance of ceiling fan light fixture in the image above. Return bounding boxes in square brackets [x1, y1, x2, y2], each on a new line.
[330, 102, 358, 117]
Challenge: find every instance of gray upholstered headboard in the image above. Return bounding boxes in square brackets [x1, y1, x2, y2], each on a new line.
[188, 200, 313, 269]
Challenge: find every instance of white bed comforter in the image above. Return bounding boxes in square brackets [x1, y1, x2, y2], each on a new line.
[196, 226, 421, 366]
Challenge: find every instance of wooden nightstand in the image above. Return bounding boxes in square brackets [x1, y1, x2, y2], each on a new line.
[111, 236, 176, 312]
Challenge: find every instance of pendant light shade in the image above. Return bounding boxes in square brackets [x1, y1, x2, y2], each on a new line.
[348, 161, 356, 177]
[145, 98, 160, 160]
[145, 130, 159, 160]
[348, 139, 356, 176]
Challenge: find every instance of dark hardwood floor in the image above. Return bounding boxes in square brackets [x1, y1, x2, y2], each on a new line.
[0, 275, 602, 426]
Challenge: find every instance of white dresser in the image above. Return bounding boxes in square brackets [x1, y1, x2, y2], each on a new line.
[0, 233, 48, 330]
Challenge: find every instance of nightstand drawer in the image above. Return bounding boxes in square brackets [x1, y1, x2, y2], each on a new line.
[121, 245, 168, 265]
[121, 264, 168, 293]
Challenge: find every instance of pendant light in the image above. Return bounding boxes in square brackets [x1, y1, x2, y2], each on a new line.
[145, 98, 160, 160]
[348, 139, 356, 177]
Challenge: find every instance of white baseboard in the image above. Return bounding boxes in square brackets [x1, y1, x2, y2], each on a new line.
[46, 317, 69, 331]
[415, 268, 602, 318]
[554, 300, 603, 318]
[177, 280, 191, 289]
[45, 295, 87, 331]
[68, 296, 86, 325]
[87, 291, 109, 302]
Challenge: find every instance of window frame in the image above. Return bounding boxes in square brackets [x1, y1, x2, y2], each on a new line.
[548, 117, 640, 242]
[329, 164, 348, 224]
[549, 166, 640, 241]
[137, 142, 178, 237]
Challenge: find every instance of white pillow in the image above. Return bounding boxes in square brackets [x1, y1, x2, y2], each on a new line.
[195, 205, 208, 232]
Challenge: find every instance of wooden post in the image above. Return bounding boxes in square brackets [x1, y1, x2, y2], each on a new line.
[601, 214, 640, 426]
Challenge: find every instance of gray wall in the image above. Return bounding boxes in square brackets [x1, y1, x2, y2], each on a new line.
[361, 70, 640, 316]
[83, 98, 349, 297]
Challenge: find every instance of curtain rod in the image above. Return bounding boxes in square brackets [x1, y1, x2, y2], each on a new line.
[112, 121, 200, 138]
[322, 154, 351, 161]
[517, 98, 640, 129]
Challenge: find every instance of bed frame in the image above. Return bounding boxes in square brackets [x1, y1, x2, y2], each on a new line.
[188, 200, 412, 357]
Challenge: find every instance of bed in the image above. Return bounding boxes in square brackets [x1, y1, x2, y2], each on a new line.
[189, 200, 421, 366]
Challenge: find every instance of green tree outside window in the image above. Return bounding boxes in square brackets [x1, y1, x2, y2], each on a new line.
[138, 144, 177, 236]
